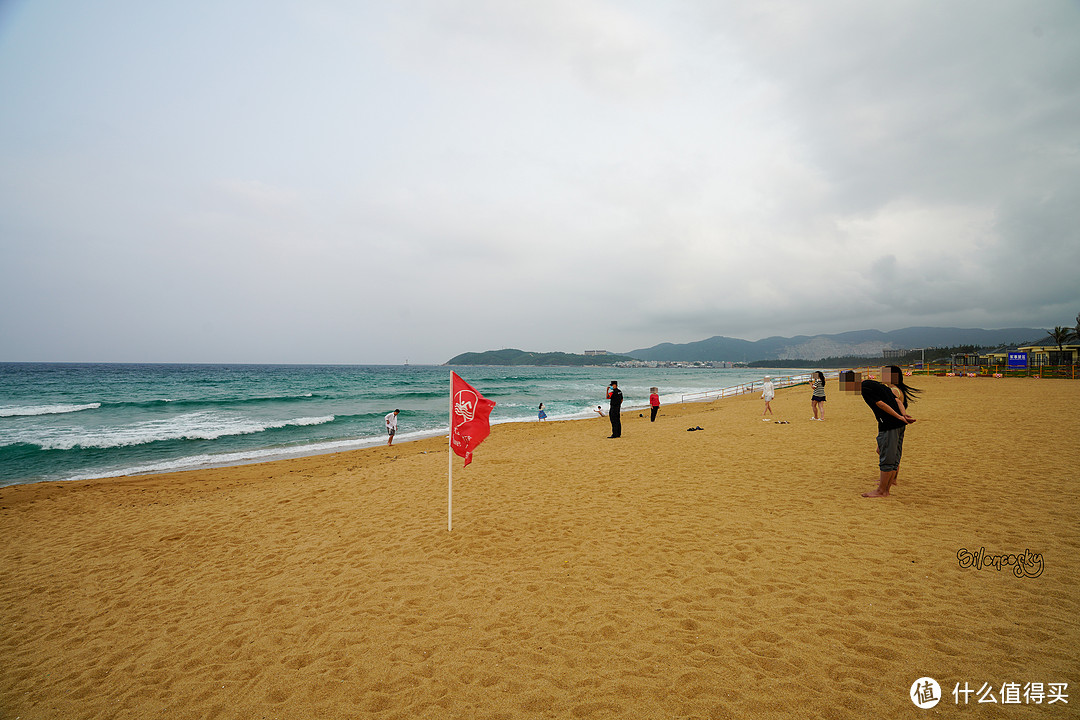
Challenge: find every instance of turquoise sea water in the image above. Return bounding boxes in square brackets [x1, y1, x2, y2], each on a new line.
[0, 363, 800, 487]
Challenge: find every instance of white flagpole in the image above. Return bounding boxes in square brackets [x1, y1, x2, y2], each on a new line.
[448, 372, 454, 532]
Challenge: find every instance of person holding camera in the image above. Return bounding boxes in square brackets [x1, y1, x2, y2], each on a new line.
[606, 381, 623, 438]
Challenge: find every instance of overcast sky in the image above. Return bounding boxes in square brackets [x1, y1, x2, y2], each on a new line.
[1, 1, 1078, 364]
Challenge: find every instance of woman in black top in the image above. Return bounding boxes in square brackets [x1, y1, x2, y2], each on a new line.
[860, 366, 919, 498]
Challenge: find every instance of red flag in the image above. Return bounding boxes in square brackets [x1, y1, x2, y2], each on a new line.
[450, 372, 496, 467]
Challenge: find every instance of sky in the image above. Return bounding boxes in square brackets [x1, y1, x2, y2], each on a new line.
[1, 1, 1078, 364]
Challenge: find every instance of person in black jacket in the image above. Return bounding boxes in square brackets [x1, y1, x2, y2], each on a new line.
[856, 366, 919, 498]
[607, 380, 623, 438]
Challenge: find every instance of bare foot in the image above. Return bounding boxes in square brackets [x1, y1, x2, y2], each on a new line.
[862, 490, 889, 497]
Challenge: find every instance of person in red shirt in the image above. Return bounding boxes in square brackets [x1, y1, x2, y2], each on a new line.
[649, 387, 660, 422]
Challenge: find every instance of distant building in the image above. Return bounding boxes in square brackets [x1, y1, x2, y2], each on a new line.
[583, 350, 609, 356]
[1015, 342, 1079, 366]
[882, 349, 907, 359]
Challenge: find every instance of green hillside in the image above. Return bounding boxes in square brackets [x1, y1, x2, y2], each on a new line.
[445, 349, 634, 366]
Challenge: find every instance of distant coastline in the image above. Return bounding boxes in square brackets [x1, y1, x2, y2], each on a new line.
[444, 349, 635, 366]
[448, 326, 1049, 366]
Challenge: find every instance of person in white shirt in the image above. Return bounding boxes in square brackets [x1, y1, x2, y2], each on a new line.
[385, 409, 399, 446]
[761, 377, 775, 420]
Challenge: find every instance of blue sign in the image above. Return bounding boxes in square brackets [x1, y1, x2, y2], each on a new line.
[1008, 352, 1028, 369]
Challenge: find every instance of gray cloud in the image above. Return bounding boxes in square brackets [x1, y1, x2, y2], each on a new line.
[1, 0, 1077, 363]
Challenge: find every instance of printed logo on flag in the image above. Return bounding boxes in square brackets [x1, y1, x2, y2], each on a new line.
[454, 389, 478, 422]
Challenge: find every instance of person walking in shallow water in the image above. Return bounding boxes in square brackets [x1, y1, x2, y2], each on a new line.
[607, 381, 623, 438]
[538, 403, 547, 421]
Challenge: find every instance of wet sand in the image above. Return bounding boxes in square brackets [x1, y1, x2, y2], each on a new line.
[2, 374, 1077, 719]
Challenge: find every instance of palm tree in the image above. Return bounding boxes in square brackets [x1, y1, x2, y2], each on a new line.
[1048, 326, 1072, 350]
[1047, 326, 1073, 365]
[1074, 312, 1080, 343]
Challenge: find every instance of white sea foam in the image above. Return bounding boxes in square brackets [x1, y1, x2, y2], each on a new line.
[55, 412, 612, 483]
[6, 412, 336, 451]
[0, 403, 101, 418]
[59, 434, 407, 482]
[55, 424, 472, 483]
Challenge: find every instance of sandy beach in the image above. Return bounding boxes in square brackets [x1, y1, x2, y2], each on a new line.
[2, 374, 1077, 719]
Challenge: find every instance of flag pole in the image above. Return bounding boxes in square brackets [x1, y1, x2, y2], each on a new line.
[448, 372, 453, 532]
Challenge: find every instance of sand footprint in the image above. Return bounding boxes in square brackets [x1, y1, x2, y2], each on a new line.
[740, 629, 784, 658]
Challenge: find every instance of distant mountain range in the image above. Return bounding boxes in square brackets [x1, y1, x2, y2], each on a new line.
[626, 327, 1047, 362]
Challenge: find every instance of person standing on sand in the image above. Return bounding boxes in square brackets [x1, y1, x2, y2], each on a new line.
[607, 381, 623, 438]
[810, 371, 827, 420]
[761, 376, 775, 420]
[649, 387, 660, 422]
[852, 366, 919, 498]
[385, 409, 399, 446]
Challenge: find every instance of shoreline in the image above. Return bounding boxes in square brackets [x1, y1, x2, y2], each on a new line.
[4, 369, 815, 489]
[11, 404, 642, 488]
[0, 370, 1064, 495]
[0, 367, 1037, 489]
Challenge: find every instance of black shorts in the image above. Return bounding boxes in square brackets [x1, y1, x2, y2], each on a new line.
[812, 395, 826, 402]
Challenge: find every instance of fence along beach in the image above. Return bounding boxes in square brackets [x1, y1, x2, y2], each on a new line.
[1, 373, 1077, 719]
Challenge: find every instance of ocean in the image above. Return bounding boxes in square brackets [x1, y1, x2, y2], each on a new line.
[0, 363, 803, 487]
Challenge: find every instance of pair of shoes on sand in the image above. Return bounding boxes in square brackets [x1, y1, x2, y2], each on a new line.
[686, 426, 704, 432]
